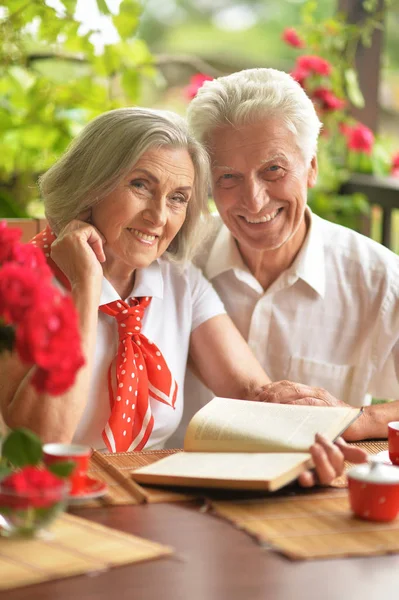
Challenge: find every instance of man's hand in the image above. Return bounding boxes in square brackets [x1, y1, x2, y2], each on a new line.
[254, 380, 349, 408]
[298, 434, 367, 487]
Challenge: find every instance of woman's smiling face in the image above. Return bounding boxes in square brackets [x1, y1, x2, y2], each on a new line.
[91, 146, 195, 272]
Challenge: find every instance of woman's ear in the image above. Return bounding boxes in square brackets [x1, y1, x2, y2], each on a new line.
[77, 208, 93, 223]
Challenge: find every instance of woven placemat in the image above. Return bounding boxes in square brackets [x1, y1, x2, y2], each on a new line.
[0, 512, 172, 590]
[84, 449, 197, 507]
[211, 489, 399, 560]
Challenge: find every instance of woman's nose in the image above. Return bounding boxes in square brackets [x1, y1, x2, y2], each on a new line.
[144, 197, 167, 226]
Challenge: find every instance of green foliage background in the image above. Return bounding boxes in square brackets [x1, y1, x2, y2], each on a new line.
[0, 0, 155, 217]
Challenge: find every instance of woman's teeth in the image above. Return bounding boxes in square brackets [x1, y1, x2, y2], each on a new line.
[130, 228, 156, 242]
[244, 209, 280, 224]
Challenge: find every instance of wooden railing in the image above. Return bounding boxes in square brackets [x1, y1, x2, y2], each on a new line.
[3, 218, 47, 243]
[340, 173, 399, 250]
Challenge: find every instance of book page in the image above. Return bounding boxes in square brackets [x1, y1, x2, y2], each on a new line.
[133, 452, 312, 492]
[184, 397, 360, 453]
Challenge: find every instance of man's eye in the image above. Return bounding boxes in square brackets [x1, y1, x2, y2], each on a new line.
[268, 165, 281, 172]
[171, 195, 188, 204]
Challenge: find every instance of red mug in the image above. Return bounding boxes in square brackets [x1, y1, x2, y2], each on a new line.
[388, 421, 399, 465]
[43, 443, 91, 496]
[347, 461, 399, 521]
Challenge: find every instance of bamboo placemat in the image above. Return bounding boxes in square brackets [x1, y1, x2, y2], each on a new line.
[211, 489, 399, 560]
[331, 440, 388, 488]
[0, 512, 172, 591]
[85, 449, 197, 507]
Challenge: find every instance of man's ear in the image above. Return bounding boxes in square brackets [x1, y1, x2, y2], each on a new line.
[307, 155, 318, 189]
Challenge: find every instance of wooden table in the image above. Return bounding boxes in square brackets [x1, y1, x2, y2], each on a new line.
[2, 496, 399, 600]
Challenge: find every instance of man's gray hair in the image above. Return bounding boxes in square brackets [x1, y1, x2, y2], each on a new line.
[187, 68, 322, 164]
[39, 107, 211, 263]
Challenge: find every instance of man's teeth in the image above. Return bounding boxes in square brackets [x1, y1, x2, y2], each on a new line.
[130, 229, 156, 241]
[244, 209, 280, 224]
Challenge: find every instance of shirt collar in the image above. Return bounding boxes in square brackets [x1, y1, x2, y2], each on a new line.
[99, 260, 164, 306]
[292, 209, 325, 297]
[204, 208, 325, 297]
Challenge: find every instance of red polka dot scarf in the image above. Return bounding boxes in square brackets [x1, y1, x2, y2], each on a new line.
[32, 225, 178, 452]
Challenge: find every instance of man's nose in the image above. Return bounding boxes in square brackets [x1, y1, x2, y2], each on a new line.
[243, 179, 269, 213]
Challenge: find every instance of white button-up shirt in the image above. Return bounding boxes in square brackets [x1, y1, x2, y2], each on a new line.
[72, 258, 225, 450]
[181, 209, 399, 442]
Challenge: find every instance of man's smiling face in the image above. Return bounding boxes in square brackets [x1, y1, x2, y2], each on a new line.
[208, 119, 317, 257]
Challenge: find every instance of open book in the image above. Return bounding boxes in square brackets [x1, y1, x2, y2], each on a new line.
[132, 397, 361, 492]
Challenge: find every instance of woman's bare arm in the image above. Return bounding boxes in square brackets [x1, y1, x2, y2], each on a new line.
[189, 314, 271, 400]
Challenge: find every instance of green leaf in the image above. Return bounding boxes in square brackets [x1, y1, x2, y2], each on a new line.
[344, 69, 365, 108]
[2, 429, 43, 467]
[96, 0, 111, 15]
[0, 464, 12, 481]
[47, 461, 76, 478]
[112, 0, 141, 39]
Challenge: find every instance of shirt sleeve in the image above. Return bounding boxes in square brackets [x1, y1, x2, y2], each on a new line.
[186, 262, 226, 332]
[369, 284, 399, 399]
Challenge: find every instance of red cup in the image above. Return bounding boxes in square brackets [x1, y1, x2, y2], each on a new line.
[347, 461, 399, 522]
[43, 443, 91, 496]
[388, 421, 399, 465]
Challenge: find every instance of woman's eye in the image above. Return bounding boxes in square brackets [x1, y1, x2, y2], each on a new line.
[221, 173, 235, 179]
[130, 180, 146, 189]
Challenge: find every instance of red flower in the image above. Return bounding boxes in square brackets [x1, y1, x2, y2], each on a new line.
[290, 67, 309, 88]
[9, 243, 53, 281]
[282, 27, 305, 48]
[0, 222, 85, 396]
[391, 152, 399, 176]
[0, 263, 53, 324]
[0, 221, 22, 264]
[297, 55, 332, 77]
[345, 123, 374, 154]
[184, 73, 213, 100]
[16, 294, 85, 395]
[312, 87, 345, 111]
[0, 466, 64, 509]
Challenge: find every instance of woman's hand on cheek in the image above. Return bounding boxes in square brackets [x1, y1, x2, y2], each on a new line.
[51, 216, 106, 289]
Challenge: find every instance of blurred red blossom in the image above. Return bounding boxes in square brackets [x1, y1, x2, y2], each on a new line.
[312, 87, 346, 112]
[297, 55, 332, 77]
[0, 221, 85, 395]
[282, 27, 305, 48]
[344, 123, 374, 154]
[184, 73, 213, 99]
[0, 466, 64, 509]
[391, 153, 399, 177]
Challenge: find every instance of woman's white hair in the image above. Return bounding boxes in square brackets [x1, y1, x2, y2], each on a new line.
[39, 107, 211, 263]
[187, 68, 322, 164]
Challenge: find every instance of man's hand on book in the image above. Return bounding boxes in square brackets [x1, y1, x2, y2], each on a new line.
[298, 434, 368, 488]
[254, 380, 349, 408]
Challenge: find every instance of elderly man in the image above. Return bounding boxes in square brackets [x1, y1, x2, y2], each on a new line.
[182, 67, 399, 442]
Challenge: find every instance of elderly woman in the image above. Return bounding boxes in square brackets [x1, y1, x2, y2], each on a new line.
[0, 107, 365, 486]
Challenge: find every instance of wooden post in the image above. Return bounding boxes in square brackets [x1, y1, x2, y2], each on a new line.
[338, 0, 385, 132]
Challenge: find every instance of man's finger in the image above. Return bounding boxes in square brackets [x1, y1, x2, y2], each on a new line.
[334, 437, 368, 464]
